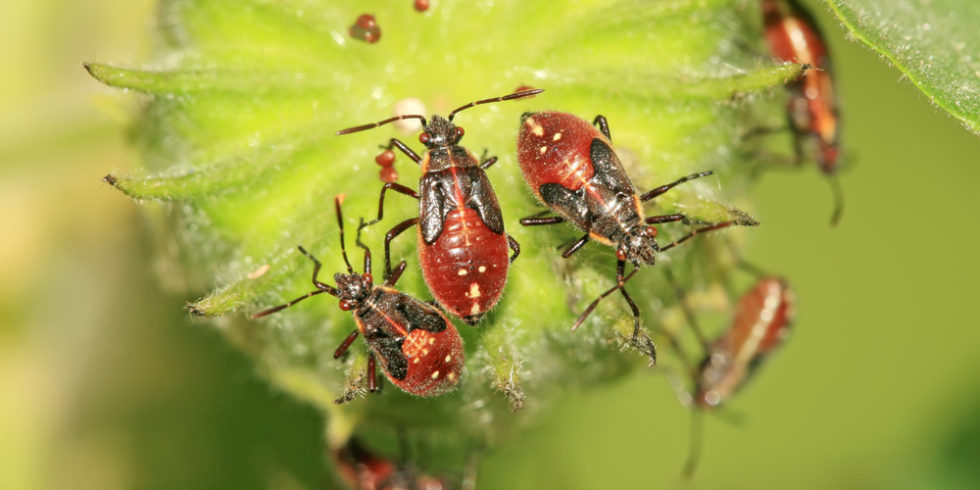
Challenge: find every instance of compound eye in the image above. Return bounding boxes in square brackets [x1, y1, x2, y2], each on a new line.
[419, 132, 431, 144]
[363, 273, 373, 285]
[616, 248, 627, 261]
[454, 127, 465, 139]
[339, 299, 354, 311]
[646, 226, 657, 237]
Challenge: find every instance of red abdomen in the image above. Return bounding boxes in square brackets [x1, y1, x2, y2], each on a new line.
[762, 0, 827, 66]
[393, 323, 464, 397]
[418, 207, 509, 324]
[695, 278, 795, 407]
[726, 277, 795, 359]
[518, 111, 599, 196]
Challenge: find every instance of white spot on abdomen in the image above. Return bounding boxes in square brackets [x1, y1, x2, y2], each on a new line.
[526, 119, 544, 136]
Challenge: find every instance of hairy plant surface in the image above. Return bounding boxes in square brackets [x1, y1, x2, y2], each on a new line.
[87, 0, 979, 482]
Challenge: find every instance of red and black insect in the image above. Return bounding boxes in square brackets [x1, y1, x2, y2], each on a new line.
[251, 197, 463, 397]
[666, 273, 796, 477]
[517, 111, 755, 354]
[331, 436, 477, 490]
[350, 14, 381, 44]
[762, 0, 843, 224]
[691, 276, 795, 408]
[336, 89, 543, 325]
[331, 438, 452, 490]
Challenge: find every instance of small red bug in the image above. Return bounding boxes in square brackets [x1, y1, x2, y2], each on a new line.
[337, 89, 543, 325]
[376, 149, 399, 184]
[517, 111, 756, 357]
[332, 438, 399, 490]
[762, 0, 843, 225]
[692, 276, 795, 408]
[379, 166, 399, 184]
[350, 14, 381, 44]
[252, 197, 463, 397]
[414, 0, 430, 13]
[332, 438, 447, 490]
[331, 437, 475, 490]
[665, 273, 796, 477]
[375, 150, 396, 167]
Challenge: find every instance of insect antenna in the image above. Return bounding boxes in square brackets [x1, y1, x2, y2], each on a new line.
[334, 196, 355, 274]
[251, 288, 332, 319]
[355, 218, 373, 277]
[251, 244, 340, 319]
[448, 88, 544, 121]
[336, 114, 428, 135]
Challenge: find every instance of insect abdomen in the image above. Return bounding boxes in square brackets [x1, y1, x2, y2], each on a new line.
[418, 207, 509, 324]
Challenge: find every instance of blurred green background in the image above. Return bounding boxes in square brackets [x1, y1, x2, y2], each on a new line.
[3, 1, 979, 489]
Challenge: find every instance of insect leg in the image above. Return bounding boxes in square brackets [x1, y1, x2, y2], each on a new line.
[682, 411, 705, 480]
[385, 260, 409, 287]
[828, 174, 844, 227]
[615, 260, 655, 362]
[383, 218, 418, 281]
[561, 234, 590, 258]
[507, 234, 520, 262]
[592, 115, 611, 140]
[520, 215, 565, 226]
[333, 329, 361, 358]
[571, 265, 639, 331]
[383, 138, 423, 164]
[364, 182, 419, 226]
[367, 354, 380, 393]
[479, 155, 498, 170]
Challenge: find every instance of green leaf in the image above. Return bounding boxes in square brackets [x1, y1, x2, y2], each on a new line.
[827, 0, 980, 134]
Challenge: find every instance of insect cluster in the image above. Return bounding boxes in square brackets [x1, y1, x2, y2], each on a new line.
[242, 0, 840, 483]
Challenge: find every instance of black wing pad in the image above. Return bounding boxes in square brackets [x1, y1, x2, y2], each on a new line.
[371, 334, 409, 381]
[540, 183, 592, 227]
[464, 169, 504, 236]
[419, 168, 504, 244]
[419, 175, 446, 245]
[589, 138, 635, 195]
[396, 300, 448, 333]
